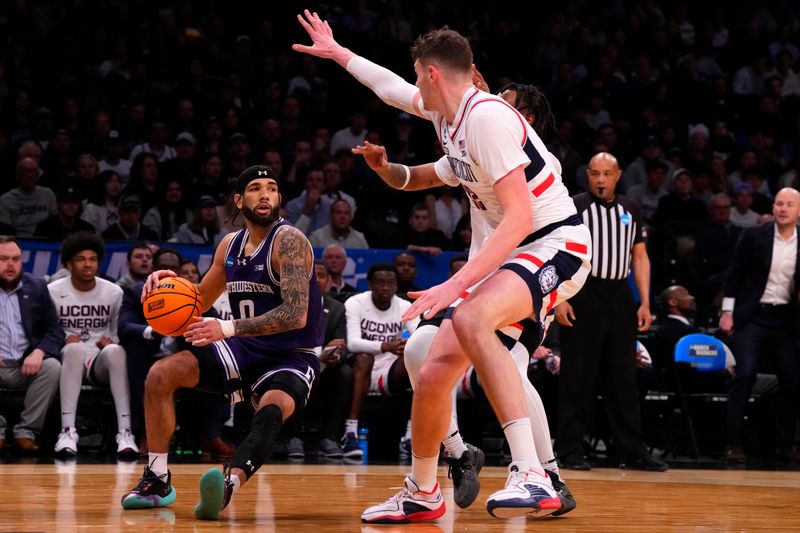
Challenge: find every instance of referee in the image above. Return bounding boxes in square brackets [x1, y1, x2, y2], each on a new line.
[555, 152, 668, 471]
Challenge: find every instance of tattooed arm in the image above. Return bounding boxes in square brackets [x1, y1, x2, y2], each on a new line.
[234, 226, 313, 336]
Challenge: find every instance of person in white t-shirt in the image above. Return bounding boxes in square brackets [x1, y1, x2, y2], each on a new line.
[342, 263, 419, 460]
[295, 11, 591, 522]
[48, 232, 137, 458]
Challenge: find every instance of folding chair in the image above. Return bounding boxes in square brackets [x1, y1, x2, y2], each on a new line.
[673, 333, 727, 458]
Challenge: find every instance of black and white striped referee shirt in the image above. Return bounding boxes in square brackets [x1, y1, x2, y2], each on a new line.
[573, 192, 647, 280]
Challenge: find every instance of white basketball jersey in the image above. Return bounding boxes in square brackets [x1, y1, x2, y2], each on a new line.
[429, 88, 577, 256]
[48, 277, 123, 347]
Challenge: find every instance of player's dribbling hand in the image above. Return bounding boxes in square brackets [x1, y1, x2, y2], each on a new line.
[352, 141, 389, 173]
[404, 279, 465, 321]
[141, 270, 178, 302]
[183, 316, 224, 347]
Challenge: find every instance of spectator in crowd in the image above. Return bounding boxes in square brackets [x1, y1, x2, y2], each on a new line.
[695, 193, 742, 319]
[448, 214, 472, 253]
[102, 195, 160, 242]
[224, 132, 252, 177]
[81, 170, 123, 234]
[193, 153, 227, 205]
[729, 183, 761, 228]
[0, 236, 63, 454]
[281, 261, 353, 459]
[424, 187, 467, 239]
[741, 166, 773, 215]
[34, 185, 96, 240]
[404, 203, 449, 256]
[124, 153, 160, 215]
[321, 160, 357, 215]
[627, 160, 669, 224]
[719, 188, 800, 464]
[42, 129, 74, 185]
[142, 178, 192, 241]
[98, 130, 132, 183]
[341, 263, 418, 459]
[330, 109, 368, 156]
[284, 139, 314, 200]
[393, 252, 420, 301]
[129, 120, 176, 163]
[48, 232, 137, 457]
[285, 166, 333, 236]
[0, 157, 57, 237]
[309, 199, 369, 249]
[652, 168, 709, 231]
[322, 244, 358, 297]
[621, 135, 676, 193]
[115, 242, 154, 289]
[161, 132, 199, 186]
[67, 153, 100, 202]
[172, 195, 228, 247]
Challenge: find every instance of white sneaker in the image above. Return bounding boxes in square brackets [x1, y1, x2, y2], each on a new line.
[361, 477, 446, 523]
[116, 429, 140, 456]
[485, 464, 562, 518]
[54, 427, 79, 455]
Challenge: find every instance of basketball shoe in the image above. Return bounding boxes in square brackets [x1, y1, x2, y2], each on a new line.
[194, 466, 235, 520]
[341, 432, 362, 459]
[121, 467, 176, 509]
[361, 477, 446, 523]
[398, 436, 412, 461]
[444, 443, 485, 508]
[546, 469, 576, 516]
[116, 429, 139, 458]
[485, 464, 562, 518]
[54, 427, 79, 456]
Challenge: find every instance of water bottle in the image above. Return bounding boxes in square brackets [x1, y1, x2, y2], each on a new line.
[358, 426, 369, 464]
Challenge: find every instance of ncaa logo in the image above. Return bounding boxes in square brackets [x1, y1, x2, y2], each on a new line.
[538, 265, 559, 295]
[620, 213, 632, 225]
[225, 257, 234, 267]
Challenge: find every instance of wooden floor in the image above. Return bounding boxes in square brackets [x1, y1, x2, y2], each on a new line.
[0, 463, 798, 531]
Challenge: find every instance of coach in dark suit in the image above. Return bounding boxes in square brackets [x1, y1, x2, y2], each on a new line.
[0, 236, 63, 453]
[719, 188, 800, 462]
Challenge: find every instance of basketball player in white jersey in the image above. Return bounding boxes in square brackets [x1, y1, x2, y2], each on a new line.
[48, 231, 137, 457]
[295, 11, 591, 522]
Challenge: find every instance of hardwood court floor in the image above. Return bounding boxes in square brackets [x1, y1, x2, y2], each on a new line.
[0, 463, 797, 532]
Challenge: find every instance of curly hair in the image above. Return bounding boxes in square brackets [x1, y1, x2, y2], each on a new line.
[61, 231, 105, 266]
[497, 83, 556, 140]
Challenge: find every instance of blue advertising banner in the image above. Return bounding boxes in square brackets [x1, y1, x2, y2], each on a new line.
[19, 240, 459, 292]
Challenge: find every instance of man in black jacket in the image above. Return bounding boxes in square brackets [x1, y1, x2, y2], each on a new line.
[0, 236, 64, 453]
[719, 188, 800, 463]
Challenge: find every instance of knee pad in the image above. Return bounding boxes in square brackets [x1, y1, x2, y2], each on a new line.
[404, 324, 439, 389]
[229, 404, 282, 479]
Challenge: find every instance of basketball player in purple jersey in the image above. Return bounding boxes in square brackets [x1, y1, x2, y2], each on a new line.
[121, 165, 323, 521]
[295, 10, 591, 522]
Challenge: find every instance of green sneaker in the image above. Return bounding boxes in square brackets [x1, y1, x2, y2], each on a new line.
[194, 467, 234, 520]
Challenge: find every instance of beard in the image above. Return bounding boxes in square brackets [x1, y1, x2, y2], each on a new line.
[242, 204, 279, 227]
[0, 271, 22, 290]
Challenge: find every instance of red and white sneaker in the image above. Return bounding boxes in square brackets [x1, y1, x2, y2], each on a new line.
[361, 477, 446, 523]
[486, 464, 562, 518]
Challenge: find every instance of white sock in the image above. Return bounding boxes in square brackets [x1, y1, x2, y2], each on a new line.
[227, 472, 242, 495]
[410, 453, 439, 493]
[148, 453, 169, 478]
[403, 420, 412, 440]
[442, 430, 468, 459]
[345, 419, 358, 436]
[503, 418, 543, 475]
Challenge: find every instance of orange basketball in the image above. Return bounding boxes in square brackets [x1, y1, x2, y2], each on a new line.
[142, 277, 203, 336]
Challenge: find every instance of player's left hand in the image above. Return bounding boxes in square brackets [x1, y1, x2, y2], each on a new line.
[96, 336, 114, 350]
[184, 317, 224, 347]
[472, 64, 490, 92]
[404, 278, 465, 321]
[636, 304, 652, 332]
[352, 141, 389, 173]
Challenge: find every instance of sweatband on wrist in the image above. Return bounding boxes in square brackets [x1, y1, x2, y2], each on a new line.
[218, 319, 235, 338]
[399, 165, 411, 190]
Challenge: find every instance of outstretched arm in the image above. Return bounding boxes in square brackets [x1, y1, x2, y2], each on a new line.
[292, 9, 427, 119]
[352, 141, 444, 191]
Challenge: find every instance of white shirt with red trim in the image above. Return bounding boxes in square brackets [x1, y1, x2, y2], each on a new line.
[430, 89, 577, 251]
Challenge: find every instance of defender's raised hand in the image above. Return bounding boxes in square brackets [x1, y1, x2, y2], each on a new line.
[292, 9, 354, 66]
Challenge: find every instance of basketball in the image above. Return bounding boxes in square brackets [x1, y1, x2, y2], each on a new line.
[142, 277, 203, 336]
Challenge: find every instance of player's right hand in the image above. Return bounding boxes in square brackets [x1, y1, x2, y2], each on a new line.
[141, 269, 177, 302]
[555, 301, 576, 327]
[352, 141, 389, 172]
